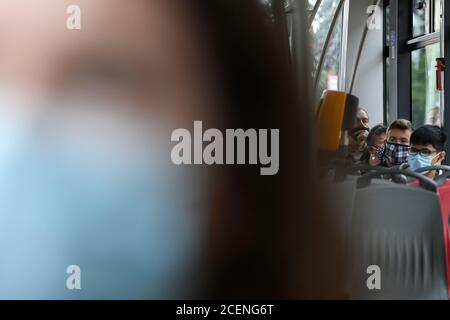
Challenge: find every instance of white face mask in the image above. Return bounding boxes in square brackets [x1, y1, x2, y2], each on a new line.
[0, 89, 207, 299]
[407, 152, 439, 172]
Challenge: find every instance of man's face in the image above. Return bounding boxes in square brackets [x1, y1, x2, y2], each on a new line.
[410, 143, 446, 178]
[350, 109, 370, 136]
[355, 109, 369, 130]
[348, 109, 370, 153]
[387, 128, 412, 145]
[410, 143, 446, 166]
[367, 133, 386, 152]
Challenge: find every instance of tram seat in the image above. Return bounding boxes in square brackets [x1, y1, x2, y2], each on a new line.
[435, 179, 450, 297]
[330, 165, 391, 236]
[409, 166, 450, 296]
[349, 169, 448, 299]
[327, 166, 391, 297]
[432, 167, 450, 298]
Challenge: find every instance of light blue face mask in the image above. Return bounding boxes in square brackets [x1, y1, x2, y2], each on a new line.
[407, 152, 438, 171]
[0, 91, 206, 299]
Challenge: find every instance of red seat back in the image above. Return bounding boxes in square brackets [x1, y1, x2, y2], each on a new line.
[437, 180, 450, 297]
[409, 178, 450, 296]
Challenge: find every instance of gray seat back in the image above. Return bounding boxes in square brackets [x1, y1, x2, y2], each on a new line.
[350, 175, 448, 299]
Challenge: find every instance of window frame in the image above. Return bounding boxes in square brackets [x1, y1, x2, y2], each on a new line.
[385, 0, 441, 125]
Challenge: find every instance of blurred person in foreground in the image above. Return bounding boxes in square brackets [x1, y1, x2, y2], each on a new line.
[0, 0, 332, 299]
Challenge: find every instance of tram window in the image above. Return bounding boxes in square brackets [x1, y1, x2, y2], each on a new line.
[308, 0, 318, 11]
[317, 12, 342, 97]
[310, 0, 343, 98]
[310, 0, 341, 74]
[434, 0, 442, 32]
[411, 42, 441, 127]
[412, 0, 430, 37]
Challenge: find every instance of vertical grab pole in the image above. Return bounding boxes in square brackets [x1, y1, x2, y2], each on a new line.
[349, 0, 381, 94]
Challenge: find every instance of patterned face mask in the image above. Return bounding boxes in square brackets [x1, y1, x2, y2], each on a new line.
[372, 145, 386, 160]
[384, 142, 410, 166]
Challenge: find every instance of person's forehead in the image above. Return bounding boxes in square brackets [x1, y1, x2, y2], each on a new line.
[388, 128, 411, 137]
[0, 0, 215, 97]
[357, 110, 369, 118]
[374, 133, 386, 140]
[0, 0, 201, 61]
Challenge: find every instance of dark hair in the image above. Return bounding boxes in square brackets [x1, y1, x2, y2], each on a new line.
[410, 125, 447, 152]
[367, 124, 387, 147]
[187, 0, 328, 299]
[388, 119, 413, 132]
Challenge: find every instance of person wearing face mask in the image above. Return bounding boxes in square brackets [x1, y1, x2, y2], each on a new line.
[0, 0, 329, 300]
[384, 119, 414, 167]
[347, 108, 370, 163]
[408, 125, 447, 178]
[360, 124, 387, 166]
